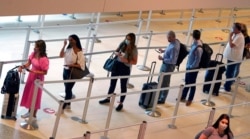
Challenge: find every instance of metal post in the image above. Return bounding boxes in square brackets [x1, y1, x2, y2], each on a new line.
[101, 94, 116, 139]
[168, 84, 184, 129]
[21, 26, 31, 83]
[177, 10, 184, 25]
[198, 8, 204, 13]
[85, 23, 93, 53]
[145, 72, 163, 117]
[86, 34, 96, 68]
[160, 10, 166, 15]
[20, 79, 40, 130]
[93, 12, 101, 43]
[228, 77, 240, 117]
[79, 78, 94, 124]
[70, 13, 76, 19]
[38, 15, 45, 39]
[84, 131, 91, 139]
[17, 16, 22, 22]
[222, 8, 235, 33]
[207, 108, 216, 127]
[0, 61, 4, 78]
[50, 100, 64, 139]
[185, 9, 196, 46]
[135, 18, 143, 46]
[137, 121, 147, 139]
[143, 10, 152, 39]
[215, 8, 222, 23]
[137, 31, 152, 71]
[135, 11, 143, 27]
[201, 66, 219, 107]
[127, 66, 134, 89]
[116, 12, 123, 17]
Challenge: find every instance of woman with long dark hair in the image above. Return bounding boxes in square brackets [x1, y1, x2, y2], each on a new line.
[19, 40, 49, 120]
[199, 114, 234, 139]
[99, 33, 138, 111]
[59, 34, 86, 112]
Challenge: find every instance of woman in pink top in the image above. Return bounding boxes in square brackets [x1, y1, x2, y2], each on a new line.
[19, 40, 49, 119]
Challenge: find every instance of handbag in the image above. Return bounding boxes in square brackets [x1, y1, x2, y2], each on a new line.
[69, 55, 90, 79]
[70, 64, 90, 79]
[103, 53, 118, 73]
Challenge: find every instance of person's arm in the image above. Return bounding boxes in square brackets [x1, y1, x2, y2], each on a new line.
[199, 133, 208, 139]
[30, 57, 49, 75]
[229, 33, 236, 48]
[59, 39, 67, 57]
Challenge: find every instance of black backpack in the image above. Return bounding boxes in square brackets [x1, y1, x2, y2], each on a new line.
[198, 43, 213, 68]
[176, 43, 189, 71]
[1, 66, 20, 94]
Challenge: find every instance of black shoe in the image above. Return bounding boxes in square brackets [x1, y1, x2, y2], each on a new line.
[176, 98, 186, 103]
[99, 98, 110, 104]
[116, 104, 123, 111]
[157, 100, 165, 104]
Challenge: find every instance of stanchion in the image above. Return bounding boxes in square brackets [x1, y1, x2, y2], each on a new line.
[168, 84, 184, 129]
[70, 13, 76, 19]
[215, 8, 222, 23]
[21, 26, 31, 83]
[78, 77, 94, 124]
[83, 131, 91, 139]
[228, 77, 240, 117]
[207, 108, 216, 127]
[50, 100, 64, 139]
[137, 121, 147, 139]
[116, 12, 123, 17]
[177, 10, 184, 25]
[137, 31, 153, 71]
[0, 61, 3, 78]
[93, 12, 101, 43]
[145, 73, 163, 117]
[135, 11, 143, 27]
[17, 16, 22, 22]
[185, 9, 196, 45]
[20, 79, 40, 130]
[201, 66, 220, 107]
[143, 10, 152, 39]
[101, 94, 116, 139]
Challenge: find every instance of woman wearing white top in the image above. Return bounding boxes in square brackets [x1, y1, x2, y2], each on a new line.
[59, 34, 85, 111]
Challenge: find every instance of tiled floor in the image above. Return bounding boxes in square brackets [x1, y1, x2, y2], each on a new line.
[0, 9, 250, 139]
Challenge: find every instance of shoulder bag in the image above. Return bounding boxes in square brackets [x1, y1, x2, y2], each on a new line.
[70, 55, 90, 79]
[103, 53, 118, 73]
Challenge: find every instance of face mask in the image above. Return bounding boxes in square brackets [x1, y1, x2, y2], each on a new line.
[219, 122, 228, 130]
[230, 27, 234, 32]
[125, 39, 130, 45]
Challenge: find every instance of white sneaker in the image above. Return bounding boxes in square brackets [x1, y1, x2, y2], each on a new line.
[21, 112, 30, 119]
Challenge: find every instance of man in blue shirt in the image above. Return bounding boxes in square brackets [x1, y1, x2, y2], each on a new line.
[157, 31, 180, 104]
[180, 30, 203, 106]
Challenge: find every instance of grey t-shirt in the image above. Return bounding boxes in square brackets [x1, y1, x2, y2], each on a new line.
[202, 127, 233, 139]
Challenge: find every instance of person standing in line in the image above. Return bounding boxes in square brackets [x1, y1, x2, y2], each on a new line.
[236, 24, 250, 77]
[157, 30, 180, 104]
[59, 34, 86, 113]
[198, 114, 234, 139]
[99, 33, 138, 111]
[223, 22, 245, 92]
[180, 30, 203, 106]
[19, 40, 49, 120]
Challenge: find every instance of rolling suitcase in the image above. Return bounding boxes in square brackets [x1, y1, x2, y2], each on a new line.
[1, 66, 20, 120]
[203, 54, 226, 96]
[139, 61, 158, 109]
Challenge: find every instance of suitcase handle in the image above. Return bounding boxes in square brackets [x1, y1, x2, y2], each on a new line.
[215, 53, 223, 62]
[147, 61, 156, 83]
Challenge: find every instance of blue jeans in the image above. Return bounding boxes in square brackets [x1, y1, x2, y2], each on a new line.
[63, 68, 75, 109]
[181, 68, 199, 101]
[108, 61, 130, 103]
[158, 63, 175, 102]
[224, 60, 240, 91]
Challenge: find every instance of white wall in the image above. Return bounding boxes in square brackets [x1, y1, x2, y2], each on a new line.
[0, 0, 250, 16]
